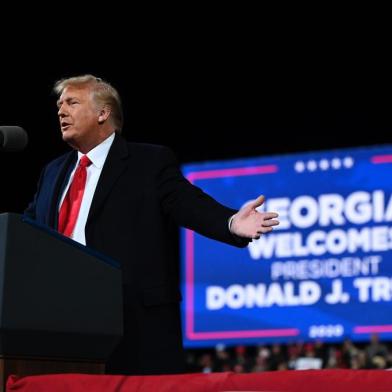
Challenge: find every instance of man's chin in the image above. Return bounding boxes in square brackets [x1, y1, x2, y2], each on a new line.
[62, 132, 77, 148]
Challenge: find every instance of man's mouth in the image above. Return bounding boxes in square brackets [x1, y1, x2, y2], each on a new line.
[61, 122, 72, 131]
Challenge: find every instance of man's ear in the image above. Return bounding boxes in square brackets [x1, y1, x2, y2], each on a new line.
[98, 105, 111, 124]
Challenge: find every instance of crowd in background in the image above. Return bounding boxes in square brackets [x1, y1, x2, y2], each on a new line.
[185, 334, 392, 373]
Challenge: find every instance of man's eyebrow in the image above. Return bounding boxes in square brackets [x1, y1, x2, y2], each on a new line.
[57, 97, 78, 107]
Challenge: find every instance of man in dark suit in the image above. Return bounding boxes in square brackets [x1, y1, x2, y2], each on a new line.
[25, 75, 279, 375]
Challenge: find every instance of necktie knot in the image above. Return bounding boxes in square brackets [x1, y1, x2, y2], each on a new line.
[79, 155, 92, 168]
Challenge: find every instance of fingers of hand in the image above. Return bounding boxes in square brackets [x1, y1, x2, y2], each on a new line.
[263, 212, 279, 219]
[262, 219, 279, 227]
[253, 195, 265, 207]
[255, 219, 279, 236]
[253, 226, 274, 238]
[257, 226, 273, 235]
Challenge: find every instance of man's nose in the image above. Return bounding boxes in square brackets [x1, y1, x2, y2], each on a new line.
[58, 105, 67, 117]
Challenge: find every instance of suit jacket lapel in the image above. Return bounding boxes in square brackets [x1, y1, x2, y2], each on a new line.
[49, 151, 77, 228]
[86, 133, 129, 225]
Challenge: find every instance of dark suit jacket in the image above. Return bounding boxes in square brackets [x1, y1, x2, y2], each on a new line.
[25, 133, 248, 374]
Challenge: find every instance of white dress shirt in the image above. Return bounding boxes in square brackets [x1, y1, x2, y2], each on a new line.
[58, 133, 115, 245]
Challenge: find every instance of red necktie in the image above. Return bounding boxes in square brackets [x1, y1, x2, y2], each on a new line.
[58, 155, 92, 237]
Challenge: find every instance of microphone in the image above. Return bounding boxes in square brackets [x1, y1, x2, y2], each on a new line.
[0, 126, 28, 151]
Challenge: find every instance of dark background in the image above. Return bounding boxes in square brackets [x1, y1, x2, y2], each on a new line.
[0, 40, 390, 214]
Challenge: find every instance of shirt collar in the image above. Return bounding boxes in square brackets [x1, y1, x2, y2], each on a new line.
[77, 133, 115, 169]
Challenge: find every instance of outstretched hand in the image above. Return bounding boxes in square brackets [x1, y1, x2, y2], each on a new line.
[230, 195, 279, 239]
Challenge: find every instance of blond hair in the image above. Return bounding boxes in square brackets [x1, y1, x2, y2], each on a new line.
[54, 74, 123, 132]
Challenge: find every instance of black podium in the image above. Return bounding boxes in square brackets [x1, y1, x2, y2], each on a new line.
[0, 213, 123, 390]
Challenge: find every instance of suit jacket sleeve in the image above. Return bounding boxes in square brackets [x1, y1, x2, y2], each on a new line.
[156, 146, 249, 248]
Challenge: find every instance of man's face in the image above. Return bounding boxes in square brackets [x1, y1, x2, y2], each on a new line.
[57, 85, 101, 150]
